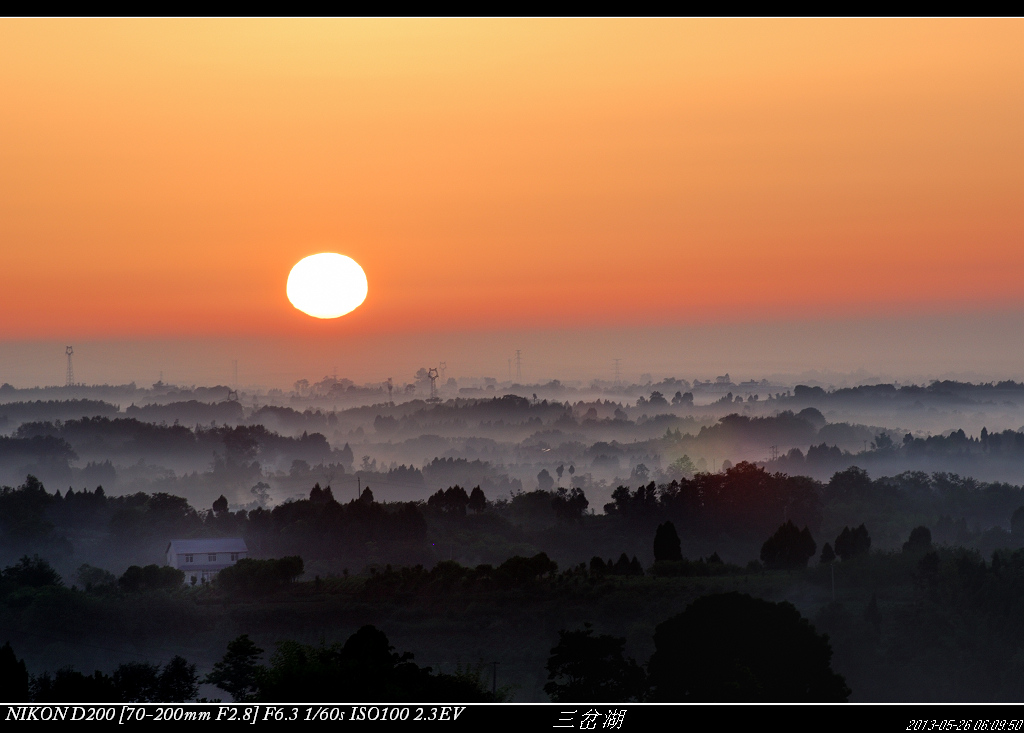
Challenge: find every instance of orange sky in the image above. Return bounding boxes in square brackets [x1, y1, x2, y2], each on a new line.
[2, 19, 1023, 341]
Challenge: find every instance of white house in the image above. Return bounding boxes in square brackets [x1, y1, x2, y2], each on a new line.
[166, 538, 248, 584]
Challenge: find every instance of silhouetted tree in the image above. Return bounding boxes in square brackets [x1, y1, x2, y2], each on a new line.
[653, 521, 683, 562]
[255, 625, 497, 702]
[212, 495, 229, 515]
[871, 433, 895, 451]
[835, 524, 871, 561]
[217, 557, 304, 596]
[537, 469, 554, 492]
[495, 553, 557, 584]
[614, 553, 631, 575]
[903, 526, 933, 553]
[77, 563, 116, 591]
[551, 487, 589, 522]
[32, 668, 119, 702]
[113, 661, 160, 702]
[671, 391, 694, 406]
[2, 555, 62, 588]
[0, 642, 30, 702]
[427, 486, 470, 515]
[339, 442, 354, 470]
[468, 486, 487, 513]
[648, 391, 668, 407]
[828, 466, 873, 499]
[760, 521, 816, 570]
[820, 542, 836, 565]
[647, 592, 849, 701]
[118, 564, 184, 592]
[665, 455, 696, 481]
[206, 635, 265, 702]
[631, 463, 651, 483]
[1011, 506, 1024, 538]
[544, 624, 646, 702]
[309, 483, 335, 504]
[157, 656, 199, 702]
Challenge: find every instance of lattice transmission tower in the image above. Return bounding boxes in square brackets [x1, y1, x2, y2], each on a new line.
[426, 367, 440, 403]
[65, 346, 74, 387]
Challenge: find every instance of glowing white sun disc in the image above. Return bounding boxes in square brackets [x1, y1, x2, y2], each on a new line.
[287, 253, 368, 319]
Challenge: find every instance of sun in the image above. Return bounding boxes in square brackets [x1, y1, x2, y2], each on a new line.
[286, 253, 368, 319]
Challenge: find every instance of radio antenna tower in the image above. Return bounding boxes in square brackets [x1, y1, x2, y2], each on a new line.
[515, 350, 522, 381]
[439, 361, 447, 380]
[426, 367, 440, 403]
[385, 377, 394, 405]
[65, 346, 74, 387]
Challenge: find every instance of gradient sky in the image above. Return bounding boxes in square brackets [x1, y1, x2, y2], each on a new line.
[2, 19, 1024, 380]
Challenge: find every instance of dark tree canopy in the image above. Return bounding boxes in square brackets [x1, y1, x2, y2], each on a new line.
[760, 521, 816, 570]
[903, 526, 933, 553]
[537, 469, 555, 492]
[217, 557, 304, 596]
[835, 524, 871, 561]
[215, 625, 497, 702]
[647, 592, 849, 702]
[820, 542, 836, 565]
[112, 661, 161, 702]
[551, 487, 589, 522]
[427, 486, 470, 515]
[118, 564, 184, 592]
[205, 634, 264, 702]
[1011, 506, 1024, 537]
[0, 641, 30, 702]
[1, 555, 63, 589]
[544, 624, 646, 702]
[653, 521, 683, 562]
[468, 486, 487, 513]
[32, 668, 118, 702]
[157, 656, 200, 702]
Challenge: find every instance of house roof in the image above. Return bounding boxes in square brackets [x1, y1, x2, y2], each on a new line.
[166, 538, 248, 555]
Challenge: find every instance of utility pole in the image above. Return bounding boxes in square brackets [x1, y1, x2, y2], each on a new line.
[515, 350, 522, 381]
